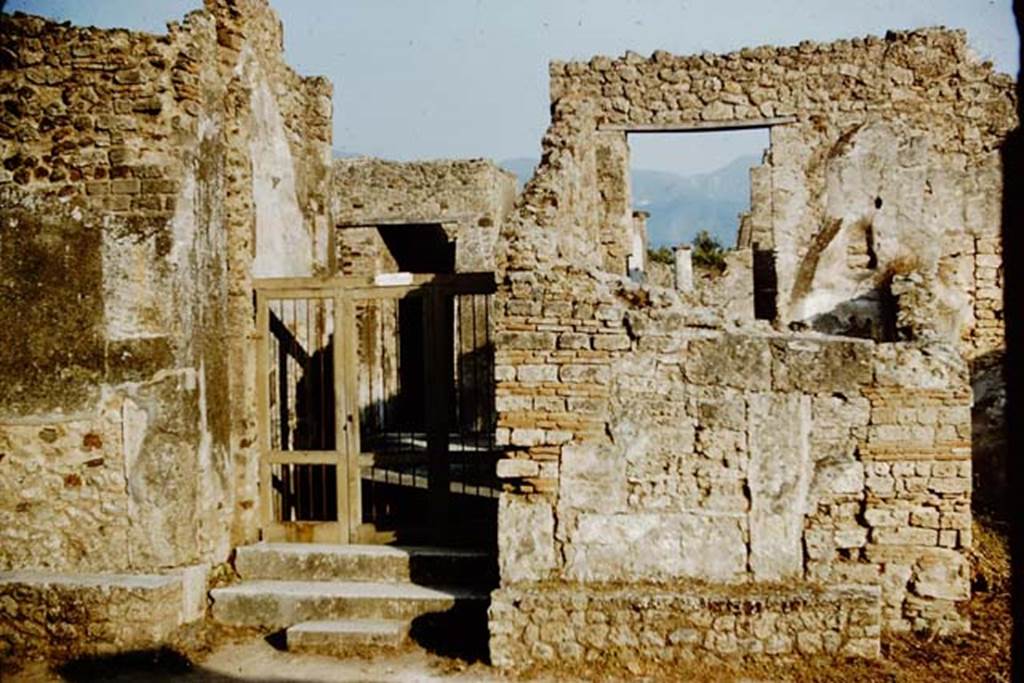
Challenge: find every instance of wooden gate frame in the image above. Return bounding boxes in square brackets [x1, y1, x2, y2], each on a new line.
[253, 272, 495, 544]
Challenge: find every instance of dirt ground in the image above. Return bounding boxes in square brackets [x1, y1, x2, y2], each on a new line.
[4, 515, 1011, 683]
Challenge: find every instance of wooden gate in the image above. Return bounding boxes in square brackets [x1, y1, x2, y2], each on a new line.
[254, 274, 498, 545]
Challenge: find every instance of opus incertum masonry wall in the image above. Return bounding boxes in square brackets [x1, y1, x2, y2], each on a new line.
[488, 29, 1013, 668]
[0, 6, 1014, 669]
[0, 0, 332, 660]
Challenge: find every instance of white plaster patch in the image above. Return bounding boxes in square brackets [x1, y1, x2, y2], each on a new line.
[239, 46, 314, 278]
[101, 214, 174, 341]
[122, 397, 148, 568]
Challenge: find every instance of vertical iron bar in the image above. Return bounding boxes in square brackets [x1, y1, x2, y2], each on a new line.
[269, 301, 277, 450]
[277, 306, 290, 453]
[425, 286, 451, 536]
[486, 293, 492, 499]
[317, 300, 325, 518]
[473, 293, 481, 497]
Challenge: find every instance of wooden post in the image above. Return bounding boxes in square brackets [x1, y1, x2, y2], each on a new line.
[255, 291, 272, 540]
[335, 293, 354, 544]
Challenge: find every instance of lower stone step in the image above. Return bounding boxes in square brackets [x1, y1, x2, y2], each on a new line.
[210, 579, 486, 630]
[286, 618, 409, 652]
[234, 543, 497, 586]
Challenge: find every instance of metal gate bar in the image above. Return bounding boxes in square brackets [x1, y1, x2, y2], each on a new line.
[255, 274, 498, 545]
[256, 285, 349, 543]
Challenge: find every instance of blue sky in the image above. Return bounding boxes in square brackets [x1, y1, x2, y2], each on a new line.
[5, 1, 1019, 175]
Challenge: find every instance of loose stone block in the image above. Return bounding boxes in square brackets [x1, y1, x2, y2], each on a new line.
[685, 334, 771, 390]
[498, 494, 556, 583]
[497, 458, 541, 479]
[748, 393, 812, 581]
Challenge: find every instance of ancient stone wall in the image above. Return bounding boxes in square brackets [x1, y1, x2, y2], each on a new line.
[490, 29, 992, 668]
[545, 30, 1014, 503]
[208, 0, 333, 550]
[491, 583, 882, 665]
[0, 567, 208, 661]
[0, 0, 331, 574]
[491, 275, 972, 664]
[330, 158, 516, 275]
[547, 29, 1012, 360]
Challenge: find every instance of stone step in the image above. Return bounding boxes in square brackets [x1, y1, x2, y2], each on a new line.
[286, 619, 409, 652]
[234, 543, 497, 586]
[210, 579, 486, 630]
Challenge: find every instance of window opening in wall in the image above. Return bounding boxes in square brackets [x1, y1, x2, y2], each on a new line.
[626, 128, 774, 318]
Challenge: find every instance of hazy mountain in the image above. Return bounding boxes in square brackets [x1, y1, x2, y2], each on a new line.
[500, 154, 760, 249]
[633, 154, 759, 248]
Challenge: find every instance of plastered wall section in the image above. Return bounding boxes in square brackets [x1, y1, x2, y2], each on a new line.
[209, 0, 333, 552]
[330, 158, 517, 275]
[0, 0, 332, 573]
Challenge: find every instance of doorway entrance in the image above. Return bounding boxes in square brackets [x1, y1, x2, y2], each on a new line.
[254, 273, 499, 548]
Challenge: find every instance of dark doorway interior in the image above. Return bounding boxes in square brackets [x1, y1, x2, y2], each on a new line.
[379, 223, 454, 273]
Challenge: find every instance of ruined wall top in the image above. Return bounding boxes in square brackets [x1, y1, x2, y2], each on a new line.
[499, 27, 1016, 281]
[331, 157, 516, 226]
[331, 157, 518, 275]
[547, 28, 1015, 149]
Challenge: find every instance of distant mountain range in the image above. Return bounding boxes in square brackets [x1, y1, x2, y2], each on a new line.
[331, 150, 758, 249]
[500, 155, 759, 249]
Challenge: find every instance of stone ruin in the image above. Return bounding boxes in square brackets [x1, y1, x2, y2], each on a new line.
[331, 157, 517, 276]
[487, 31, 1013, 666]
[0, 0, 1014, 672]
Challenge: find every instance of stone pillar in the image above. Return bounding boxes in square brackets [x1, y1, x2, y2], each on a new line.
[627, 210, 649, 276]
[675, 245, 693, 292]
[748, 164, 772, 248]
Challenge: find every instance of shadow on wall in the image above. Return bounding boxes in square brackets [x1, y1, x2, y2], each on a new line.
[1004, 2, 1023, 676]
[800, 288, 896, 341]
[970, 350, 1007, 512]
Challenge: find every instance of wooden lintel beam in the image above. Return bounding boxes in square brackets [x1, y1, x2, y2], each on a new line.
[599, 116, 797, 133]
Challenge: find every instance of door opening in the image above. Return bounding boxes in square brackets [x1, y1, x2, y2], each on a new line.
[254, 274, 498, 548]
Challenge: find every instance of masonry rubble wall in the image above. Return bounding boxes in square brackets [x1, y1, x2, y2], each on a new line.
[491, 583, 882, 666]
[489, 28, 995, 669]
[491, 275, 972, 666]
[0, 0, 330, 658]
[577, 29, 1014, 502]
[562, 29, 1012, 502]
[0, 566, 209, 662]
[330, 157, 517, 275]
